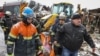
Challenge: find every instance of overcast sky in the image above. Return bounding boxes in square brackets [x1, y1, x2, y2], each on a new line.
[0, 0, 100, 11]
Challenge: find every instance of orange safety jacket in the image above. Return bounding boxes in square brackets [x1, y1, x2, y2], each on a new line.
[9, 21, 37, 39]
[7, 21, 38, 56]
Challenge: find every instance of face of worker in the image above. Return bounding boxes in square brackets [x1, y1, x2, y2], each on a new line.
[72, 18, 81, 26]
[59, 16, 66, 24]
[59, 19, 65, 24]
[27, 18, 33, 24]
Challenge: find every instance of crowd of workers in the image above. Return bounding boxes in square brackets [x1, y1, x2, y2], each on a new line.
[0, 6, 96, 56]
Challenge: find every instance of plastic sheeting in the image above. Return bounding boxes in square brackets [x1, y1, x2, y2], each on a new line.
[0, 26, 6, 56]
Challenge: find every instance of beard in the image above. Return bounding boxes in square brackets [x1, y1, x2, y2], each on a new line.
[22, 15, 31, 25]
[22, 19, 31, 25]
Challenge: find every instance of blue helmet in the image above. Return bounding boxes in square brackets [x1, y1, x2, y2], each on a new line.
[22, 7, 34, 18]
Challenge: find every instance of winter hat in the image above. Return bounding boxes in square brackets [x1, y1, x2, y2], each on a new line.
[71, 13, 81, 20]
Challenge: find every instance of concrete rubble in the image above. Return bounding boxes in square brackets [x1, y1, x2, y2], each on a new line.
[78, 34, 100, 56]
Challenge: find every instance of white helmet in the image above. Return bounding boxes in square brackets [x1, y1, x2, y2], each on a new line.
[59, 12, 66, 19]
[5, 11, 12, 15]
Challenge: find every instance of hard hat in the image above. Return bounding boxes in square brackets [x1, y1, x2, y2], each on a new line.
[59, 12, 66, 19]
[22, 7, 34, 18]
[5, 11, 12, 15]
[59, 12, 66, 17]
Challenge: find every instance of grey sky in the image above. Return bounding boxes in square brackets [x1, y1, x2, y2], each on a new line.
[0, 0, 100, 11]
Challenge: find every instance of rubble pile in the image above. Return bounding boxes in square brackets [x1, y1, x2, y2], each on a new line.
[78, 34, 100, 56]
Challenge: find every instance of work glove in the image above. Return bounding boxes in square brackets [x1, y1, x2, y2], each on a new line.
[54, 41, 60, 47]
[3, 28, 6, 31]
[37, 46, 43, 55]
[37, 50, 43, 55]
[8, 54, 13, 56]
[39, 46, 43, 51]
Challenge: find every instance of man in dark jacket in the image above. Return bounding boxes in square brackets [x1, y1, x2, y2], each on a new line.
[54, 13, 95, 56]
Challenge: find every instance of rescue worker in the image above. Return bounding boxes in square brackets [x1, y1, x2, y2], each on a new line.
[52, 12, 66, 56]
[51, 12, 66, 35]
[1, 11, 13, 44]
[54, 13, 96, 56]
[52, 12, 66, 33]
[7, 7, 42, 56]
